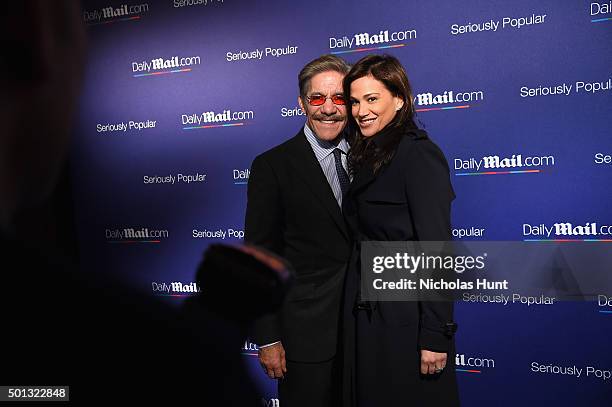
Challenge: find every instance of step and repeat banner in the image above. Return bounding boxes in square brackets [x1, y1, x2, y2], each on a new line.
[73, 0, 612, 405]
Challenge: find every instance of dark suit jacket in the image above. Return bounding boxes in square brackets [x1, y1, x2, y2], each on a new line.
[343, 128, 456, 352]
[245, 129, 351, 362]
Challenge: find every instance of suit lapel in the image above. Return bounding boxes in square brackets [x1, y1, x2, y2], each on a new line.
[287, 132, 349, 241]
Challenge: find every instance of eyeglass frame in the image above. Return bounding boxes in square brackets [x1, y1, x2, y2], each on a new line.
[305, 93, 347, 106]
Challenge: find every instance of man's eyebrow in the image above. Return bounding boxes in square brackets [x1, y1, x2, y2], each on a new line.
[309, 91, 344, 95]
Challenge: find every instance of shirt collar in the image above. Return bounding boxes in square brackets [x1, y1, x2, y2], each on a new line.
[304, 123, 349, 162]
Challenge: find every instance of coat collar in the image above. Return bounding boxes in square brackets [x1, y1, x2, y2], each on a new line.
[348, 165, 376, 197]
[347, 126, 427, 196]
[346, 126, 395, 196]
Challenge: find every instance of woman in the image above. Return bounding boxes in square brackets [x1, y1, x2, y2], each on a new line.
[341, 54, 459, 406]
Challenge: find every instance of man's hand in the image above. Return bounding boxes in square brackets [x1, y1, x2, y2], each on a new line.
[420, 349, 447, 375]
[258, 342, 287, 379]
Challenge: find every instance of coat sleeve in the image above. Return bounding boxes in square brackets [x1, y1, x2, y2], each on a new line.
[244, 154, 284, 346]
[403, 139, 457, 352]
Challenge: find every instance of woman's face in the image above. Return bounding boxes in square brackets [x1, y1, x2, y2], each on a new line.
[350, 75, 404, 137]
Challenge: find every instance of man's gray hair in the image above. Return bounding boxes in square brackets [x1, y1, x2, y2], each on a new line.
[298, 55, 350, 99]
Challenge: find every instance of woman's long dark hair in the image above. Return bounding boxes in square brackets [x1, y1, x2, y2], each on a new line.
[343, 54, 419, 175]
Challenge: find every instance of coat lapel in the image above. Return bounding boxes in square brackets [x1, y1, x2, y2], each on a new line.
[287, 132, 349, 242]
[347, 165, 376, 197]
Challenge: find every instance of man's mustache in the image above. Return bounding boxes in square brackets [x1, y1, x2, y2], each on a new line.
[312, 114, 345, 121]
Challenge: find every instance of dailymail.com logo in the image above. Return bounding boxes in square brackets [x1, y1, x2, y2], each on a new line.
[132, 55, 201, 77]
[151, 281, 201, 297]
[106, 227, 169, 243]
[454, 153, 555, 176]
[523, 222, 612, 241]
[329, 26, 417, 55]
[83, 3, 149, 25]
[455, 353, 495, 374]
[413, 89, 485, 112]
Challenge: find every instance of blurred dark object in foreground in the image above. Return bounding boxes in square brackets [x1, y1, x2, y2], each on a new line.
[190, 243, 294, 322]
[0, 1, 284, 404]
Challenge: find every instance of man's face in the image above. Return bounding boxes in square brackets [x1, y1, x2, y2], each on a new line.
[298, 71, 347, 142]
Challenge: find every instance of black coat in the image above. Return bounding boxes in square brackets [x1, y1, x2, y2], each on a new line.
[342, 128, 460, 406]
[245, 129, 351, 362]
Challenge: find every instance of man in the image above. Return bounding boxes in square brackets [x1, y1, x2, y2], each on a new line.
[245, 55, 352, 407]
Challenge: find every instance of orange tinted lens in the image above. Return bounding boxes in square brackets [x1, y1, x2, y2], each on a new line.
[308, 96, 326, 106]
[332, 95, 346, 105]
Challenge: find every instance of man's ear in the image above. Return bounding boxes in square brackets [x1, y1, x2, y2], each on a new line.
[298, 96, 306, 115]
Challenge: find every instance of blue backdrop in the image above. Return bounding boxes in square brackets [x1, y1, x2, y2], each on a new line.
[73, 0, 612, 405]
